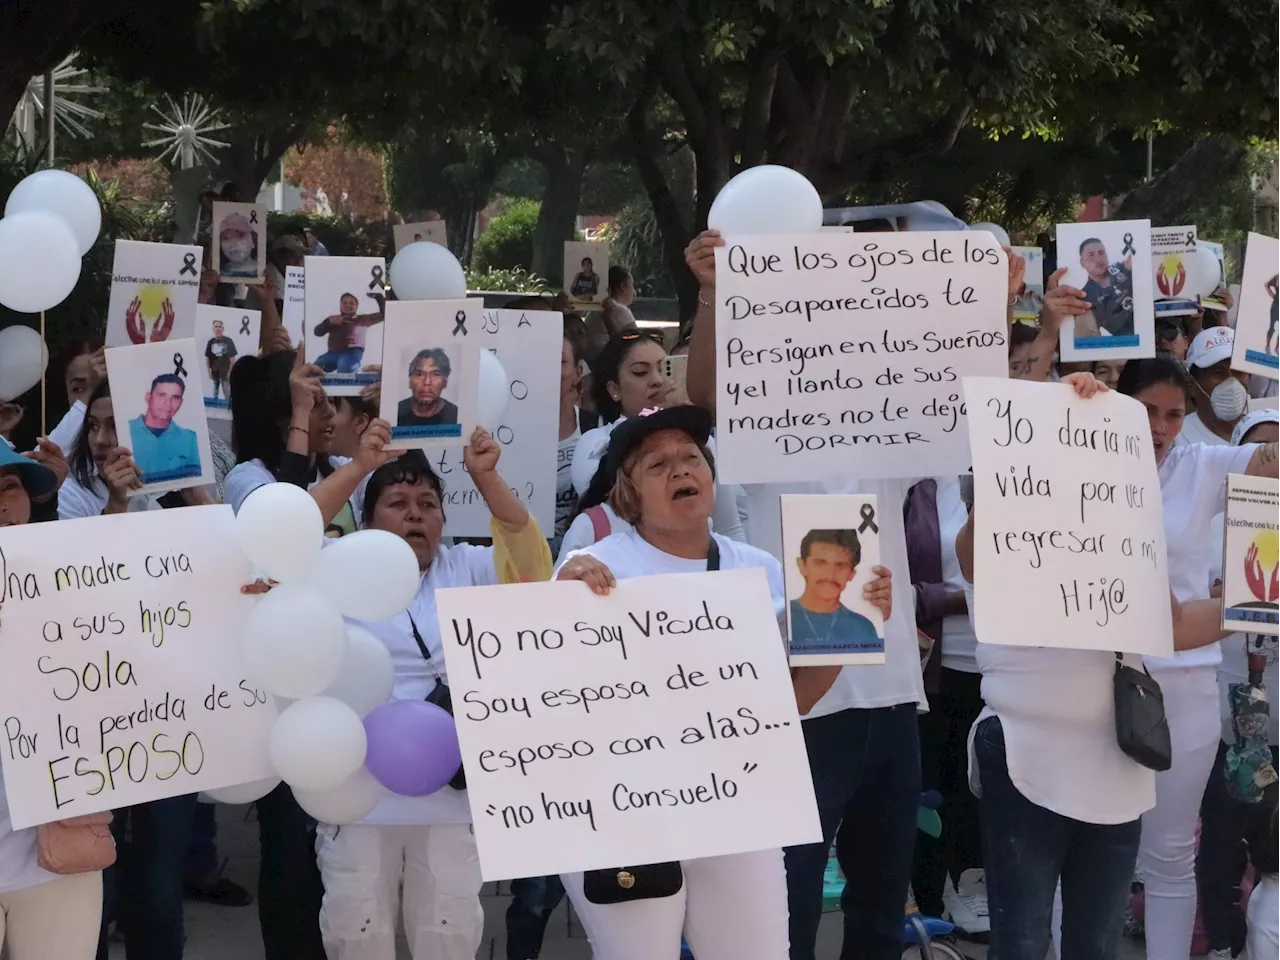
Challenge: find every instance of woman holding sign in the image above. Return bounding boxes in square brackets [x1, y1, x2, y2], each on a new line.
[556, 406, 893, 960]
[302, 432, 551, 960]
[0, 448, 105, 959]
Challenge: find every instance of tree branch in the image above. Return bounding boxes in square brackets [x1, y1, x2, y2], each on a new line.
[738, 41, 781, 168]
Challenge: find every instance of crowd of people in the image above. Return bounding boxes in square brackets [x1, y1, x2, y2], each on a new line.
[0, 214, 1275, 960]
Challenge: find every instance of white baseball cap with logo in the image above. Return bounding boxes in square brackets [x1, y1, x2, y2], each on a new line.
[1186, 326, 1234, 370]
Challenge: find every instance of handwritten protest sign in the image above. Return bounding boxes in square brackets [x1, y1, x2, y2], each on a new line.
[713, 233, 1008, 484]
[1221, 474, 1279, 635]
[965, 377, 1173, 655]
[425, 309, 560, 537]
[0, 507, 276, 828]
[436, 569, 821, 880]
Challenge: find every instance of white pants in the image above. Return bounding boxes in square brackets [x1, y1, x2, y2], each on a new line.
[316, 822, 483, 960]
[1138, 666, 1221, 960]
[562, 848, 789, 960]
[0, 872, 102, 960]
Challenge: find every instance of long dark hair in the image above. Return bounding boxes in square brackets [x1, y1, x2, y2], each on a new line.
[229, 351, 297, 474]
[1117, 356, 1191, 399]
[589, 332, 665, 424]
[69, 380, 111, 489]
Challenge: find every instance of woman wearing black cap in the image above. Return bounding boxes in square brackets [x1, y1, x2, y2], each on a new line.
[555, 406, 893, 959]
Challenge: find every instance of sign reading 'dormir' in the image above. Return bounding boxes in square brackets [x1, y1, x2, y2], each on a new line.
[1221, 474, 1279, 635]
[713, 233, 1008, 484]
[0, 507, 277, 829]
[425, 309, 560, 538]
[965, 377, 1173, 656]
[435, 569, 821, 881]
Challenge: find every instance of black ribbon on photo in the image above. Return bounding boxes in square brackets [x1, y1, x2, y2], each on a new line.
[369, 266, 384, 290]
[452, 310, 468, 336]
[249, 209, 259, 224]
[858, 503, 878, 534]
[1122, 233, 1136, 257]
[180, 252, 198, 276]
[1185, 230, 1195, 247]
[239, 316, 252, 336]
[173, 353, 189, 378]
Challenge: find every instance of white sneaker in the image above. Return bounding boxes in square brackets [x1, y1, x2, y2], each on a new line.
[1206, 949, 1232, 960]
[943, 869, 991, 935]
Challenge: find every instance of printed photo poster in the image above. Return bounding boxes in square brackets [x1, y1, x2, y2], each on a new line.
[195, 305, 260, 419]
[1056, 219, 1154, 362]
[393, 221, 447, 251]
[780, 495, 884, 666]
[211, 201, 267, 284]
[712, 231, 1009, 485]
[0, 506, 278, 828]
[964, 376, 1173, 655]
[429, 308, 561, 537]
[282, 265, 305, 347]
[435, 569, 822, 880]
[1011, 246, 1044, 323]
[1230, 233, 1280, 381]
[106, 240, 203, 348]
[303, 255, 386, 395]
[563, 241, 608, 304]
[1221, 474, 1279, 635]
[1150, 225, 1198, 318]
[1198, 240, 1232, 312]
[104, 338, 215, 496]
[379, 299, 482, 450]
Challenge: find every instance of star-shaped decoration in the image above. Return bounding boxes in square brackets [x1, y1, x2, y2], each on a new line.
[143, 94, 231, 170]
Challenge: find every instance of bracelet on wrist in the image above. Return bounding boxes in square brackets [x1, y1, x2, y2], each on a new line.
[697, 293, 714, 309]
[289, 425, 309, 435]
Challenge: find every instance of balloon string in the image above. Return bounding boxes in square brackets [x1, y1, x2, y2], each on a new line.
[39, 310, 46, 436]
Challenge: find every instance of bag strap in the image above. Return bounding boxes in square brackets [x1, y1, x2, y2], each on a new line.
[408, 614, 433, 666]
[586, 505, 611, 543]
[707, 537, 721, 572]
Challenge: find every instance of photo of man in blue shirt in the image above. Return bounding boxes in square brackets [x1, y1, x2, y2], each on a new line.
[129, 374, 201, 484]
[789, 528, 882, 655]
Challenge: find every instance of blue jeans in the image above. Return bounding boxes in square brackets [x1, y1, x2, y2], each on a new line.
[185, 801, 218, 882]
[505, 875, 565, 959]
[315, 347, 364, 373]
[784, 703, 921, 960]
[975, 717, 1140, 960]
[106, 793, 199, 960]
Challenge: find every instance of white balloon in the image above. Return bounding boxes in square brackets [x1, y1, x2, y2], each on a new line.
[0, 325, 48, 401]
[0, 211, 82, 313]
[321, 626, 395, 717]
[308, 530, 420, 621]
[244, 583, 348, 699]
[270, 696, 367, 793]
[477, 348, 510, 430]
[389, 241, 467, 301]
[294, 766, 385, 824]
[1191, 243, 1225, 300]
[235, 482, 324, 582]
[707, 165, 823, 236]
[5, 170, 102, 256]
[969, 222, 1012, 247]
[205, 777, 281, 804]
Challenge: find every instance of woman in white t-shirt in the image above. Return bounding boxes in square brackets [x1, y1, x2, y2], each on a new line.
[0, 448, 102, 959]
[553, 332, 585, 556]
[301, 429, 552, 960]
[556, 406, 893, 959]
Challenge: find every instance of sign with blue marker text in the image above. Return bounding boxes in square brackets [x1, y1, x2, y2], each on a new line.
[436, 569, 821, 880]
[964, 377, 1173, 655]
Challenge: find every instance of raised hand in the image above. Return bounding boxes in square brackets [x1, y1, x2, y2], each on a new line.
[463, 427, 501, 475]
[557, 554, 617, 596]
[1062, 371, 1107, 399]
[354, 419, 399, 473]
[684, 230, 724, 291]
[152, 298, 176, 342]
[862, 565, 894, 620]
[102, 447, 142, 506]
[25, 437, 68, 493]
[1040, 267, 1091, 332]
[125, 297, 145, 345]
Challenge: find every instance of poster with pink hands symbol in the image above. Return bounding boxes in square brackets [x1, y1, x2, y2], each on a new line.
[1222, 474, 1280, 635]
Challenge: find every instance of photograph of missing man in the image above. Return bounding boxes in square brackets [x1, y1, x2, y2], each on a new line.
[1056, 219, 1153, 361]
[563, 241, 609, 304]
[212, 201, 267, 283]
[313, 290, 386, 373]
[397, 346, 460, 434]
[781, 494, 885, 666]
[196, 304, 260, 416]
[129, 373, 201, 484]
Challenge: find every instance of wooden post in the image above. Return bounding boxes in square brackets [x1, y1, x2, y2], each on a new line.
[39, 311, 47, 436]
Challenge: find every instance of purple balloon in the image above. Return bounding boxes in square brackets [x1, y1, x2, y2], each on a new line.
[362, 700, 462, 796]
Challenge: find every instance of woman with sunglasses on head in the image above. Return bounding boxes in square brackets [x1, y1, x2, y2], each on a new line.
[555, 406, 892, 959]
[0, 447, 104, 959]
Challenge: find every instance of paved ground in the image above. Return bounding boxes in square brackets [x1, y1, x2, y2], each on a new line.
[106, 802, 1147, 960]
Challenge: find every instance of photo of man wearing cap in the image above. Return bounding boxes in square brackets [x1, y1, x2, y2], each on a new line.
[218, 211, 258, 280]
[1179, 326, 1251, 447]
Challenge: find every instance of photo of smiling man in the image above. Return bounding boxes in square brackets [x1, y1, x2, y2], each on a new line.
[397, 347, 460, 434]
[781, 495, 886, 665]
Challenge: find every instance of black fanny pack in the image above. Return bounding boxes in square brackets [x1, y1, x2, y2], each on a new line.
[1113, 652, 1171, 772]
[409, 615, 467, 791]
[583, 538, 721, 905]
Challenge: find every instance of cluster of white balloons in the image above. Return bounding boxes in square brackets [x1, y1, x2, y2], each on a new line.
[0, 170, 101, 314]
[205, 483, 420, 824]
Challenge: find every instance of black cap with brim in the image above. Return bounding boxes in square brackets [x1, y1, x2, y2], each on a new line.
[603, 405, 714, 479]
[0, 441, 56, 500]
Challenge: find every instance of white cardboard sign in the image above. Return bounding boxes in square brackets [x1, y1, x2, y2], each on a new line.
[1151, 225, 1198, 318]
[712, 233, 1009, 484]
[435, 569, 822, 881]
[106, 240, 203, 348]
[282, 266, 305, 347]
[425, 309, 560, 538]
[1221, 474, 1279, 635]
[195, 305, 260, 419]
[0, 506, 277, 828]
[965, 377, 1173, 655]
[1231, 233, 1279, 381]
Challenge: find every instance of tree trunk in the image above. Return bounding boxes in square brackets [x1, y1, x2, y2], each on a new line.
[1110, 136, 1247, 223]
[531, 149, 587, 282]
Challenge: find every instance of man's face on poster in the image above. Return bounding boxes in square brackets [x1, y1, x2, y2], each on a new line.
[212, 321, 224, 337]
[797, 541, 857, 605]
[146, 381, 184, 426]
[1081, 241, 1110, 279]
[410, 356, 448, 406]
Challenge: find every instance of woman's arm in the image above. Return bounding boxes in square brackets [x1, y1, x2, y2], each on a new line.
[685, 230, 724, 413]
[308, 420, 397, 524]
[1170, 594, 1229, 650]
[466, 427, 528, 529]
[791, 666, 842, 716]
[1246, 442, 1278, 478]
[956, 508, 975, 583]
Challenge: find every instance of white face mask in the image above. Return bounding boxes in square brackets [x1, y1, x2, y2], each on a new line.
[1210, 377, 1248, 422]
[222, 235, 253, 263]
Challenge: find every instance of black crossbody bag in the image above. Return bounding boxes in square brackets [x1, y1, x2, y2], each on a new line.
[582, 538, 721, 905]
[408, 615, 468, 791]
[1113, 652, 1172, 772]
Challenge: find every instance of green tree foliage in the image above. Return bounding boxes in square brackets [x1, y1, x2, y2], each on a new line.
[471, 198, 541, 272]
